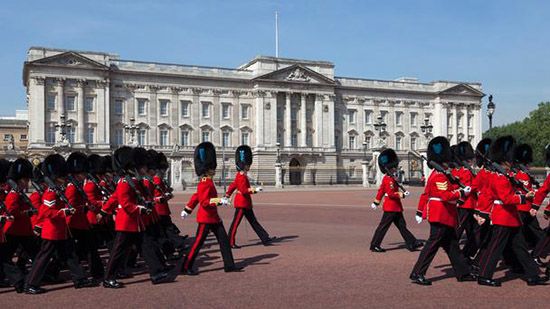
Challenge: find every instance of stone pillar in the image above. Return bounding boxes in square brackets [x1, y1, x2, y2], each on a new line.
[373, 150, 384, 185]
[56, 78, 65, 141]
[192, 88, 201, 144]
[148, 85, 159, 145]
[232, 90, 241, 146]
[315, 94, 323, 147]
[171, 87, 181, 145]
[463, 105, 469, 142]
[29, 76, 46, 144]
[212, 90, 220, 145]
[255, 91, 265, 147]
[300, 93, 307, 147]
[362, 161, 369, 187]
[171, 158, 183, 191]
[76, 79, 85, 143]
[326, 95, 335, 149]
[284, 92, 292, 147]
[267, 91, 276, 146]
[104, 80, 110, 145]
[275, 162, 283, 188]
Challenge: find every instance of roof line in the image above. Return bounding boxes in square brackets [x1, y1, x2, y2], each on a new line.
[114, 59, 252, 73]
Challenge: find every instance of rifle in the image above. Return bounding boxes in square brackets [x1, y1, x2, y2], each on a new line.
[459, 159, 477, 177]
[87, 173, 113, 197]
[123, 175, 154, 212]
[381, 166, 409, 195]
[514, 164, 541, 188]
[31, 180, 44, 195]
[6, 179, 38, 215]
[475, 150, 531, 193]
[34, 167, 74, 210]
[420, 155, 466, 188]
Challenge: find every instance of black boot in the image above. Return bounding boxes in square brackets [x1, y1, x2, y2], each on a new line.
[410, 273, 432, 286]
[103, 279, 123, 289]
[74, 278, 97, 289]
[24, 285, 47, 294]
[370, 246, 386, 253]
[477, 277, 501, 287]
[526, 276, 548, 286]
[457, 273, 477, 282]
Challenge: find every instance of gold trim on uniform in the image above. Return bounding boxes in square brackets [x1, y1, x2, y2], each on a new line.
[436, 181, 448, 191]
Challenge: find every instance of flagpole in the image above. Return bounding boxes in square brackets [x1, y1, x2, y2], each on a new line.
[275, 11, 279, 58]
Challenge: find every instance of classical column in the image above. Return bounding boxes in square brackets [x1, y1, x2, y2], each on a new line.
[29, 76, 46, 145]
[104, 80, 110, 145]
[76, 79, 85, 144]
[192, 88, 202, 145]
[96, 80, 107, 145]
[362, 161, 369, 187]
[255, 91, 265, 147]
[300, 93, 307, 147]
[275, 162, 283, 188]
[56, 78, 65, 117]
[171, 87, 182, 145]
[326, 95, 335, 148]
[284, 92, 292, 147]
[232, 90, 241, 146]
[314, 94, 323, 147]
[212, 90, 220, 145]
[433, 100, 447, 137]
[148, 85, 159, 145]
[266, 91, 276, 146]
[463, 105, 469, 142]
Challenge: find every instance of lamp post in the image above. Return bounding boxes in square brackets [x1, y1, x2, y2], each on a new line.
[487, 94, 495, 130]
[362, 140, 369, 187]
[55, 114, 71, 146]
[373, 114, 387, 148]
[275, 142, 283, 188]
[221, 142, 226, 191]
[124, 117, 139, 146]
[419, 117, 434, 181]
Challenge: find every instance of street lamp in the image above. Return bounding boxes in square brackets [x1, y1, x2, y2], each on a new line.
[55, 114, 71, 146]
[124, 117, 139, 146]
[487, 94, 495, 130]
[420, 117, 433, 139]
[373, 114, 387, 147]
[362, 140, 367, 159]
[276, 142, 281, 164]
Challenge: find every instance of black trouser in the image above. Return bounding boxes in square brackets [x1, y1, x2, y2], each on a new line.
[228, 208, 270, 246]
[0, 242, 25, 286]
[478, 225, 540, 280]
[456, 208, 478, 258]
[184, 222, 235, 271]
[370, 211, 417, 248]
[71, 228, 104, 278]
[26, 239, 86, 287]
[143, 222, 167, 266]
[104, 231, 165, 281]
[91, 223, 115, 251]
[4, 234, 39, 270]
[533, 223, 550, 259]
[159, 215, 186, 255]
[473, 220, 492, 266]
[518, 211, 544, 250]
[411, 223, 470, 278]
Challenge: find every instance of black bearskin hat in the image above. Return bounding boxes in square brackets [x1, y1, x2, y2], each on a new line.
[8, 158, 33, 180]
[102, 155, 114, 173]
[513, 144, 533, 165]
[87, 154, 105, 175]
[194, 142, 217, 176]
[113, 146, 134, 172]
[427, 136, 452, 164]
[32, 161, 43, 183]
[449, 145, 460, 168]
[235, 145, 253, 171]
[157, 152, 169, 170]
[488, 135, 515, 164]
[0, 159, 11, 183]
[42, 154, 67, 179]
[475, 138, 492, 167]
[132, 147, 149, 169]
[456, 141, 475, 161]
[66, 152, 88, 174]
[378, 148, 399, 173]
[146, 149, 159, 170]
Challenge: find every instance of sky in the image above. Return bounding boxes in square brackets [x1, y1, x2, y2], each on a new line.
[1, 0, 549, 130]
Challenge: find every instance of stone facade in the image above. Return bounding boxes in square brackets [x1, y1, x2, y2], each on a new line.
[23, 47, 484, 188]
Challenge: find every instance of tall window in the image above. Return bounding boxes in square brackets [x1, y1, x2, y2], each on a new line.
[85, 127, 95, 144]
[241, 105, 249, 120]
[114, 128, 123, 145]
[349, 135, 356, 149]
[85, 97, 94, 112]
[395, 136, 402, 151]
[410, 113, 417, 127]
[46, 125, 56, 143]
[67, 127, 76, 143]
[365, 136, 372, 149]
[201, 102, 210, 118]
[365, 110, 373, 125]
[181, 101, 190, 117]
[181, 131, 189, 146]
[159, 129, 168, 146]
[138, 129, 146, 145]
[395, 112, 403, 126]
[222, 104, 230, 119]
[114, 99, 123, 115]
[137, 99, 147, 115]
[222, 131, 230, 147]
[66, 96, 76, 111]
[457, 114, 463, 128]
[241, 132, 249, 145]
[159, 100, 169, 116]
[411, 137, 417, 150]
[201, 130, 210, 142]
[47, 94, 56, 111]
[349, 110, 357, 124]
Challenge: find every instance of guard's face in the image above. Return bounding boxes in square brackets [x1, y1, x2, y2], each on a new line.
[55, 177, 66, 185]
[388, 167, 397, 174]
[18, 178, 30, 188]
[207, 169, 216, 177]
[137, 166, 147, 175]
[465, 159, 474, 166]
[75, 172, 86, 182]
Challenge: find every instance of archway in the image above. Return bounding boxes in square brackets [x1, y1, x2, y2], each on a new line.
[289, 158, 302, 185]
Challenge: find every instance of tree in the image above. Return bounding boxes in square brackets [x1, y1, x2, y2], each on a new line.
[483, 102, 550, 166]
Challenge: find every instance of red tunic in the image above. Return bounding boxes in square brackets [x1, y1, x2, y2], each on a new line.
[226, 172, 253, 209]
[375, 175, 403, 212]
[141, 178, 159, 226]
[40, 188, 71, 240]
[489, 173, 525, 227]
[514, 170, 533, 212]
[186, 177, 221, 224]
[65, 182, 90, 230]
[114, 178, 145, 232]
[84, 179, 106, 225]
[3, 190, 33, 236]
[452, 167, 475, 209]
[533, 173, 550, 216]
[29, 191, 44, 229]
[152, 176, 171, 216]
[418, 170, 462, 227]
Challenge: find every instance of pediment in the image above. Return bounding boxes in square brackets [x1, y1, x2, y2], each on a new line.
[439, 84, 484, 97]
[28, 52, 109, 70]
[253, 64, 335, 85]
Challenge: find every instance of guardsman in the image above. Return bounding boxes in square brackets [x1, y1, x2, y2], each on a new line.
[226, 145, 275, 249]
[370, 148, 422, 252]
[531, 144, 550, 277]
[180, 142, 242, 275]
[25, 154, 95, 294]
[410, 136, 476, 285]
[476, 136, 546, 286]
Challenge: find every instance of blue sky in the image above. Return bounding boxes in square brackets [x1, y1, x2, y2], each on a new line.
[1, 0, 549, 130]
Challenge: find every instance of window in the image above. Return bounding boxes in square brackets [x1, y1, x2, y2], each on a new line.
[458, 114, 463, 128]
[411, 137, 417, 150]
[160, 100, 169, 116]
[67, 127, 76, 143]
[380, 111, 388, 123]
[137, 99, 147, 115]
[349, 135, 356, 149]
[159, 129, 168, 146]
[47, 94, 56, 111]
[349, 110, 356, 124]
[180, 131, 189, 146]
[46, 126, 56, 143]
[3, 134, 10, 141]
[468, 114, 474, 128]
[201, 130, 210, 142]
[85, 97, 94, 112]
[291, 134, 298, 147]
[85, 127, 94, 144]
[410, 113, 417, 127]
[241, 132, 249, 145]
[447, 114, 453, 128]
[349, 166, 356, 178]
[365, 110, 373, 125]
[20, 134, 27, 141]
[241, 105, 249, 120]
[395, 112, 403, 126]
[138, 129, 146, 145]
[114, 99, 123, 115]
[365, 136, 372, 149]
[222, 131, 230, 147]
[65, 96, 76, 111]
[114, 129, 123, 146]
[222, 104, 230, 119]
[181, 101, 190, 117]
[395, 136, 402, 151]
[201, 102, 210, 118]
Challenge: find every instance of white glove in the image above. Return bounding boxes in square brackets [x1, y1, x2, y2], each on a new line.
[403, 191, 410, 197]
[180, 210, 189, 219]
[220, 197, 230, 206]
[463, 186, 472, 195]
[371, 203, 378, 210]
[256, 186, 263, 192]
[415, 215, 423, 224]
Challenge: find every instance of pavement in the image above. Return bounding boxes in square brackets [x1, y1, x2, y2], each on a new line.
[1, 187, 548, 308]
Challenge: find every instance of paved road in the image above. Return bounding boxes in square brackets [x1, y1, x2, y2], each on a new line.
[2, 188, 548, 308]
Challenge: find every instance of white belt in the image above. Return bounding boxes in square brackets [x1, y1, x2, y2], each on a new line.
[494, 200, 503, 205]
[429, 198, 442, 202]
[118, 205, 122, 209]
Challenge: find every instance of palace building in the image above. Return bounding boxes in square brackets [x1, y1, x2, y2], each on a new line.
[23, 47, 484, 188]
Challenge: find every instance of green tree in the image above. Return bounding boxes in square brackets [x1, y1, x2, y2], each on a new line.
[483, 102, 550, 166]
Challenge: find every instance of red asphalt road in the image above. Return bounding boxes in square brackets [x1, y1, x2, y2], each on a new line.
[1, 187, 548, 308]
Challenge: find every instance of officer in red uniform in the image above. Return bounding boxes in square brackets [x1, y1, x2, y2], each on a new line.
[103, 147, 170, 289]
[181, 142, 242, 275]
[226, 145, 275, 249]
[476, 136, 546, 286]
[410, 136, 476, 285]
[25, 154, 95, 294]
[370, 148, 421, 252]
[531, 144, 550, 276]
